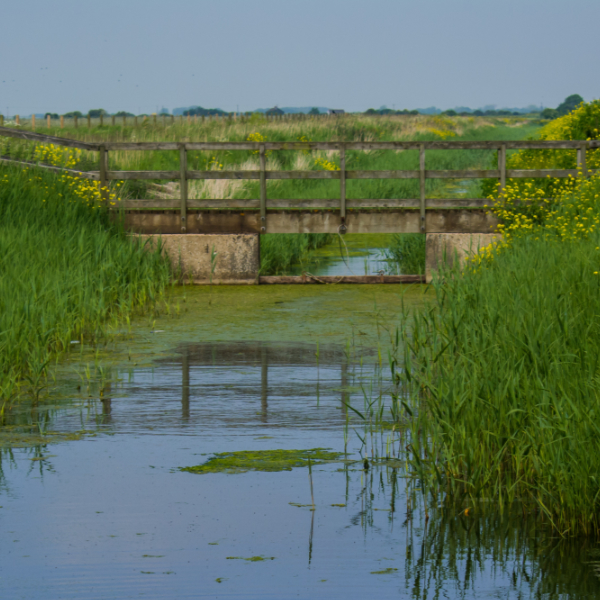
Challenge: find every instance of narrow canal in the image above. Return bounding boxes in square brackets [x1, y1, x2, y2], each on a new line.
[1, 283, 598, 599]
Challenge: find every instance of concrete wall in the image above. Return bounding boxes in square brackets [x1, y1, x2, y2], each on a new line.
[136, 234, 259, 284]
[426, 233, 500, 283]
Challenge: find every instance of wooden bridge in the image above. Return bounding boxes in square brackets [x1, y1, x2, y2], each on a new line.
[2, 127, 597, 236]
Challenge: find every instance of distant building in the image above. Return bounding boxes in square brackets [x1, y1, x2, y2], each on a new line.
[266, 106, 285, 116]
[328, 109, 345, 115]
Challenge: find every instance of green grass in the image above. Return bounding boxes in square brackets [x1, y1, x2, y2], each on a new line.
[392, 234, 600, 536]
[0, 164, 171, 409]
[259, 233, 332, 275]
[384, 234, 426, 274]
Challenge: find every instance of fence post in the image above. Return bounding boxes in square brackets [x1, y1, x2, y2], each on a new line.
[111, 115, 115, 127]
[100, 114, 104, 127]
[16, 115, 20, 125]
[577, 143, 588, 177]
[99, 145, 108, 203]
[498, 144, 506, 194]
[74, 115, 78, 128]
[260, 143, 267, 233]
[179, 144, 187, 233]
[171, 115, 174, 125]
[419, 144, 426, 232]
[162, 114, 166, 127]
[47, 114, 51, 129]
[340, 143, 346, 231]
[123, 114, 126, 126]
[0, 114, 3, 127]
[135, 116, 138, 127]
[60, 115, 64, 129]
[87, 114, 91, 129]
[31, 114, 36, 131]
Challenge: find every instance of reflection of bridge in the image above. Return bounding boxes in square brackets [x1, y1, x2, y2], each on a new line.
[100, 342, 367, 427]
[3, 127, 597, 235]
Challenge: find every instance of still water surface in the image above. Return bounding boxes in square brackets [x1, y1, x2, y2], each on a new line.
[1, 280, 599, 599]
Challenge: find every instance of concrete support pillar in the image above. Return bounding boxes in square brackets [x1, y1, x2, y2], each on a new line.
[136, 233, 260, 284]
[426, 233, 500, 283]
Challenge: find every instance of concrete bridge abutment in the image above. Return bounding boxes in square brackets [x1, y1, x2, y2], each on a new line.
[135, 234, 260, 284]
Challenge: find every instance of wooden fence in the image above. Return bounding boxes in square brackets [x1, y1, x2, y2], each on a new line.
[1, 127, 598, 235]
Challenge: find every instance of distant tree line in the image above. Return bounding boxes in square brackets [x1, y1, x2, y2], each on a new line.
[540, 95, 584, 120]
[364, 108, 420, 116]
[182, 106, 229, 117]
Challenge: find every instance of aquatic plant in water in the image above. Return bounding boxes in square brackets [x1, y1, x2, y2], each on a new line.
[180, 448, 343, 474]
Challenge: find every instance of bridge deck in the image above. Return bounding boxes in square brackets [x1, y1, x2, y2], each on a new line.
[123, 208, 497, 234]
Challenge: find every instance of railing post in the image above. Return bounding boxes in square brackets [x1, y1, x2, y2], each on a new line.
[577, 143, 588, 177]
[419, 144, 426, 233]
[99, 145, 108, 203]
[340, 143, 347, 231]
[498, 144, 506, 195]
[179, 143, 188, 233]
[260, 143, 267, 233]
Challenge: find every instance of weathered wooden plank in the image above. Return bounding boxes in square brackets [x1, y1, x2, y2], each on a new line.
[123, 209, 498, 235]
[499, 144, 506, 194]
[180, 145, 187, 232]
[0, 156, 99, 179]
[259, 275, 425, 284]
[104, 142, 180, 151]
[259, 144, 267, 232]
[0, 126, 98, 151]
[419, 144, 426, 232]
[188, 170, 260, 180]
[106, 170, 180, 180]
[423, 169, 500, 179]
[119, 198, 489, 209]
[347, 170, 419, 179]
[340, 145, 346, 221]
[507, 169, 579, 178]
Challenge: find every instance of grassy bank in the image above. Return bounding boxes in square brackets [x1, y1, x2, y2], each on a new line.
[396, 233, 600, 537]
[0, 164, 171, 410]
[391, 103, 600, 536]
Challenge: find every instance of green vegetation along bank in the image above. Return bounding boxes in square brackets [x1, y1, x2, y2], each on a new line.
[393, 100, 600, 537]
[0, 163, 171, 411]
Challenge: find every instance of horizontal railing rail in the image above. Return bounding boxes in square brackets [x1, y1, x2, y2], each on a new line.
[1, 126, 597, 233]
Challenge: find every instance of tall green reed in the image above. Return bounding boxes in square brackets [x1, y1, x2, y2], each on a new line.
[391, 235, 600, 537]
[0, 164, 171, 407]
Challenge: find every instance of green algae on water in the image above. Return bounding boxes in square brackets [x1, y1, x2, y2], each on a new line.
[226, 556, 275, 562]
[180, 448, 343, 474]
[371, 568, 398, 575]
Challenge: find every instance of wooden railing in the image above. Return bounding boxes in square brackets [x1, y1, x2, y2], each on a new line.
[1, 127, 598, 234]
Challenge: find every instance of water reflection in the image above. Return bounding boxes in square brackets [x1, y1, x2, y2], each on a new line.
[69, 341, 371, 434]
[1, 341, 599, 599]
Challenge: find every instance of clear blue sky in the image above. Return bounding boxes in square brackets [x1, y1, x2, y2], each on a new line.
[1, 0, 598, 116]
